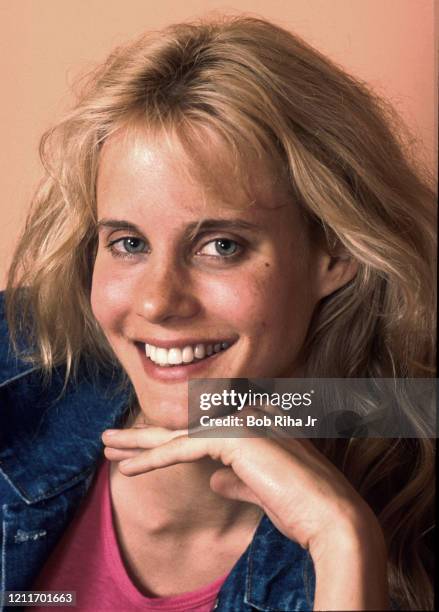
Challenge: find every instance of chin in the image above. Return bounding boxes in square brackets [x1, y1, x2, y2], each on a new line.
[135, 389, 190, 430]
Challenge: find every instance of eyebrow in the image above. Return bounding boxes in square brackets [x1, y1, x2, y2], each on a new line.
[96, 218, 262, 238]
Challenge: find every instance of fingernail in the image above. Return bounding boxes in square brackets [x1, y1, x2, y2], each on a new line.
[104, 429, 117, 436]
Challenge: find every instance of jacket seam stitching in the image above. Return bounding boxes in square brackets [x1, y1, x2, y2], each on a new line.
[0, 464, 96, 504]
[0, 366, 41, 389]
[303, 553, 313, 610]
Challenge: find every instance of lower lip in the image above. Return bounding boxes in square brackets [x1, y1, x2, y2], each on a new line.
[135, 344, 231, 383]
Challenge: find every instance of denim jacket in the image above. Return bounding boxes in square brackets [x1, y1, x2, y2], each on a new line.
[0, 292, 318, 611]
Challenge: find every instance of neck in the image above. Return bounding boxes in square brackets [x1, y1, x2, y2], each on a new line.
[110, 456, 262, 537]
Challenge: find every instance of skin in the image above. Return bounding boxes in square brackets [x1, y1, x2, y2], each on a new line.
[92, 129, 338, 429]
[93, 127, 389, 609]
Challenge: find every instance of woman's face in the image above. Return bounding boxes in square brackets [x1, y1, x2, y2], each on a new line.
[91, 129, 338, 428]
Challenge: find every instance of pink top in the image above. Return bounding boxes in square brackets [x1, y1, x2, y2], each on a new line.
[32, 460, 228, 611]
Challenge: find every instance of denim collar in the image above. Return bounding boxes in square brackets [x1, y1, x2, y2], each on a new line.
[242, 515, 315, 611]
[0, 359, 129, 504]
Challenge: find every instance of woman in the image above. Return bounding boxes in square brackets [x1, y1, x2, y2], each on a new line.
[1, 15, 435, 611]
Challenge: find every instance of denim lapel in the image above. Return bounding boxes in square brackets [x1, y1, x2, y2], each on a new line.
[0, 363, 129, 504]
[243, 515, 316, 611]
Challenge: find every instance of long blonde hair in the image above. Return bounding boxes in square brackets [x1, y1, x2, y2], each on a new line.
[6, 16, 435, 609]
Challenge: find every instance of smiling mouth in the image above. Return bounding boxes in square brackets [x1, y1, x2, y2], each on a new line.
[142, 341, 232, 367]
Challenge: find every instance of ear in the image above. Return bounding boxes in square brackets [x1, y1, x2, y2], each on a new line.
[314, 248, 359, 299]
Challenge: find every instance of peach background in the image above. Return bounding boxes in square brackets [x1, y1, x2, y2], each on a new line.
[0, 0, 436, 287]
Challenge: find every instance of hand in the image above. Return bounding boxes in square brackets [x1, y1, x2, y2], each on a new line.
[102, 413, 382, 562]
[103, 414, 390, 610]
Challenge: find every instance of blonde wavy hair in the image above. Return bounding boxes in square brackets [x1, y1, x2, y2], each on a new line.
[6, 16, 436, 610]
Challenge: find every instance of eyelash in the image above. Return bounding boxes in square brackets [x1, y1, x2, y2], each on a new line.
[105, 236, 246, 263]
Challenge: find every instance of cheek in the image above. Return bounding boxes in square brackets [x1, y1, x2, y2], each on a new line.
[217, 262, 315, 343]
[199, 266, 266, 319]
[201, 264, 303, 330]
[90, 258, 135, 334]
[200, 279, 250, 321]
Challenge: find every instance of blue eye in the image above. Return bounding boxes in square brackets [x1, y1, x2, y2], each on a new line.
[198, 238, 241, 258]
[215, 239, 238, 256]
[121, 237, 146, 253]
[107, 236, 147, 258]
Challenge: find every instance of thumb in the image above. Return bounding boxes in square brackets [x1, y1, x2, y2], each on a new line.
[210, 467, 261, 505]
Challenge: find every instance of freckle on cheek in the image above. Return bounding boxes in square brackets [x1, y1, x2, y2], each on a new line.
[264, 262, 270, 268]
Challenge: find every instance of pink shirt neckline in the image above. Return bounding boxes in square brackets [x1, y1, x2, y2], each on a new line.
[102, 459, 229, 609]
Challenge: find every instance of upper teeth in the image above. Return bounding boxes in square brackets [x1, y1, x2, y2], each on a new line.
[145, 341, 230, 366]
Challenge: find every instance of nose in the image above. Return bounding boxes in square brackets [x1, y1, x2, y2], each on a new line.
[135, 256, 201, 324]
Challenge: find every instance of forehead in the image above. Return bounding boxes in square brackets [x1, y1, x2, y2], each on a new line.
[96, 125, 297, 227]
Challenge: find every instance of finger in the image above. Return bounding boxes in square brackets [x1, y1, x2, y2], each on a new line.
[118, 435, 217, 476]
[237, 408, 324, 460]
[103, 446, 142, 462]
[210, 467, 261, 505]
[265, 430, 321, 459]
[238, 406, 308, 441]
[102, 426, 187, 449]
